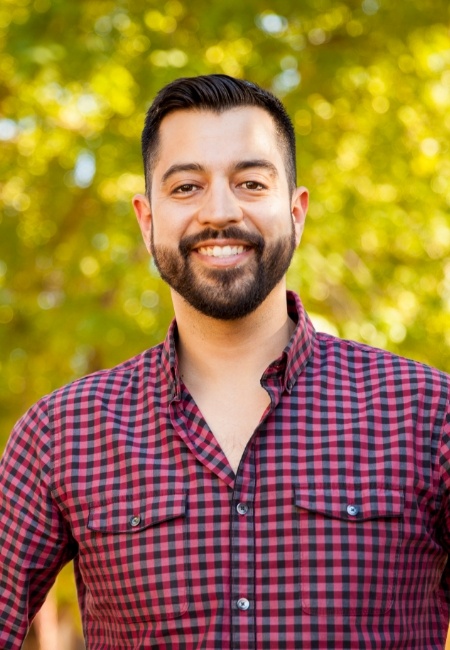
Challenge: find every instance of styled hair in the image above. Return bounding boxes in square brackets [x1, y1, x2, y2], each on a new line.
[141, 74, 297, 194]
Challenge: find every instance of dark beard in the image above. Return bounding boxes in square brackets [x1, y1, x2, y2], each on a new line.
[150, 225, 296, 320]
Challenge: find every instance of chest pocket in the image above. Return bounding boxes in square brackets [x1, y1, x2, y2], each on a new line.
[83, 490, 189, 623]
[294, 484, 404, 616]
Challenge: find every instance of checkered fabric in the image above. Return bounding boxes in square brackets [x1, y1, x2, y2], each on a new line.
[1, 291, 450, 649]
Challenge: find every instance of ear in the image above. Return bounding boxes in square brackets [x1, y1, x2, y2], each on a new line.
[132, 194, 152, 254]
[291, 186, 309, 247]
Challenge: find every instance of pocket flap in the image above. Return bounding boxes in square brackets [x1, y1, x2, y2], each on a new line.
[88, 491, 187, 533]
[294, 484, 404, 522]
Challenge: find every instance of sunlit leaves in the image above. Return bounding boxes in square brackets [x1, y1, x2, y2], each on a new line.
[1, 0, 450, 440]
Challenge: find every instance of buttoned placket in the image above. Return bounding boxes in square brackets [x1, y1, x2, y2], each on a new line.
[167, 345, 294, 649]
[230, 441, 257, 650]
[228, 371, 286, 650]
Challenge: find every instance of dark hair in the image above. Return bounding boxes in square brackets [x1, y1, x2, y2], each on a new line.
[141, 74, 297, 194]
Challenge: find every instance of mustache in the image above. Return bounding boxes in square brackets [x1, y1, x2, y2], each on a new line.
[179, 227, 265, 257]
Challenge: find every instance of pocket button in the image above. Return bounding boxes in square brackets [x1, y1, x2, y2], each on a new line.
[130, 515, 141, 527]
[346, 505, 359, 517]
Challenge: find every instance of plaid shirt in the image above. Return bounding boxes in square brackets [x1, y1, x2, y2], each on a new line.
[1, 291, 450, 649]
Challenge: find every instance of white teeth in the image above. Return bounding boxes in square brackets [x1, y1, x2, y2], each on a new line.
[198, 245, 246, 257]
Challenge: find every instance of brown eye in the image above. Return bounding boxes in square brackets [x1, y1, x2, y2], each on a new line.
[242, 181, 264, 190]
[174, 183, 198, 193]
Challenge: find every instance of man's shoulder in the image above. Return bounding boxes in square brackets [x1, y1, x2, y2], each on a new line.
[38, 342, 166, 411]
[315, 330, 450, 388]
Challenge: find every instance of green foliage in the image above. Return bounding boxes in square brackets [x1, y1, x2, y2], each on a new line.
[1, 0, 450, 444]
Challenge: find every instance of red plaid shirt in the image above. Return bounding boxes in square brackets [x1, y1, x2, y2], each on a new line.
[1, 291, 450, 649]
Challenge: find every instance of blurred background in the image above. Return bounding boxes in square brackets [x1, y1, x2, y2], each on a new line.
[1, 0, 449, 647]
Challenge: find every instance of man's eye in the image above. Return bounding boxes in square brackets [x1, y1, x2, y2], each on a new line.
[174, 183, 198, 193]
[241, 181, 265, 190]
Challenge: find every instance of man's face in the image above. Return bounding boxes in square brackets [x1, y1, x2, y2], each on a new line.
[133, 106, 308, 320]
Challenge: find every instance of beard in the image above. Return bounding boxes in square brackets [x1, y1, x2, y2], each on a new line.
[150, 223, 296, 320]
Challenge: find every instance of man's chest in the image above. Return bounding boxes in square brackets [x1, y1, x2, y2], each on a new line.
[53, 393, 447, 646]
[185, 383, 272, 473]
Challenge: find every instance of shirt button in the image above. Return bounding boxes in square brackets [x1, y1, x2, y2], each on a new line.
[236, 598, 250, 611]
[347, 505, 359, 517]
[236, 502, 249, 515]
[130, 515, 141, 527]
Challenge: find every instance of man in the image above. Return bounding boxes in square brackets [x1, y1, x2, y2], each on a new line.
[1, 74, 449, 649]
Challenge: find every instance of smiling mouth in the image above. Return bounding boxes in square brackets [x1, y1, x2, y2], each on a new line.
[196, 245, 248, 258]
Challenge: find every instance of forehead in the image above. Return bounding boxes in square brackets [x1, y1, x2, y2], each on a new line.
[154, 106, 284, 172]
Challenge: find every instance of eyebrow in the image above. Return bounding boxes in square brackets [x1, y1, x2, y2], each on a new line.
[161, 163, 204, 185]
[233, 159, 279, 178]
[160, 159, 279, 185]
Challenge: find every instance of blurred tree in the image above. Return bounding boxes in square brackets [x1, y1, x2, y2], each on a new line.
[1, 0, 450, 437]
[1, 0, 450, 646]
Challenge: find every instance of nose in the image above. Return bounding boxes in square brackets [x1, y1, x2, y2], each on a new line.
[197, 180, 243, 227]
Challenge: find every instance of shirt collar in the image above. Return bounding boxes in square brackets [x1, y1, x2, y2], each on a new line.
[160, 318, 181, 399]
[160, 290, 316, 397]
[280, 290, 316, 392]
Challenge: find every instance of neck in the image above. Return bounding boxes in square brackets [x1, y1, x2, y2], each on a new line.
[173, 284, 294, 383]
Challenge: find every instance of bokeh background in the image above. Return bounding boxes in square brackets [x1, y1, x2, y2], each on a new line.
[1, 0, 450, 647]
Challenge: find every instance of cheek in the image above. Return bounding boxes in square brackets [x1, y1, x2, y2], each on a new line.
[151, 208, 192, 244]
[260, 210, 294, 238]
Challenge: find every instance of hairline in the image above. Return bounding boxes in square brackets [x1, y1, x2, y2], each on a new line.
[144, 105, 296, 198]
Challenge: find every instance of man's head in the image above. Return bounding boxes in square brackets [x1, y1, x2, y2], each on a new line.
[134, 75, 308, 321]
[141, 74, 297, 195]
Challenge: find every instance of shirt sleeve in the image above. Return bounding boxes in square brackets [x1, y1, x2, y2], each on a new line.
[0, 400, 77, 648]
[437, 409, 450, 608]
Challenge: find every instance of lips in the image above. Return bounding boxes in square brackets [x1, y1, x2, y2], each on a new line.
[197, 244, 247, 258]
[179, 227, 264, 260]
